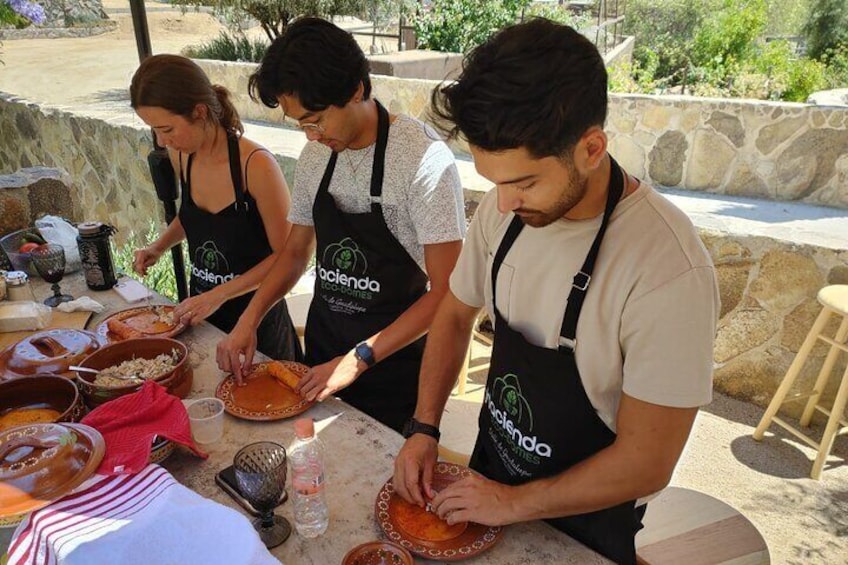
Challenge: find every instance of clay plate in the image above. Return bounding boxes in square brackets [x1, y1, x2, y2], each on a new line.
[375, 462, 504, 561]
[216, 361, 314, 421]
[342, 540, 414, 565]
[95, 306, 186, 343]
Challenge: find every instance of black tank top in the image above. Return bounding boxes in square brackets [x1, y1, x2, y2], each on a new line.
[177, 132, 301, 361]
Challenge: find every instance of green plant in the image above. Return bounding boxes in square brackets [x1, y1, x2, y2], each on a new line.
[182, 31, 269, 62]
[414, 0, 531, 54]
[803, 0, 848, 61]
[112, 220, 188, 303]
[691, 0, 767, 73]
[523, 4, 590, 30]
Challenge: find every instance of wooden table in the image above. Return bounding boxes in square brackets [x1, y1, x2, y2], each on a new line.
[2, 272, 609, 564]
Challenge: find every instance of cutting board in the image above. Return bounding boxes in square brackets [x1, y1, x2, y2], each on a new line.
[0, 310, 94, 350]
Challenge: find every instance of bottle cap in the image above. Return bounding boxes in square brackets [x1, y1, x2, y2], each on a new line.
[77, 222, 104, 236]
[4, 271, 28, 286]
[294, 418, 315, 439]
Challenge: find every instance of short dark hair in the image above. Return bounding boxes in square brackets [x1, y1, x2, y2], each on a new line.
[249, 17, 371, 112]
[431, 18, 608, 159]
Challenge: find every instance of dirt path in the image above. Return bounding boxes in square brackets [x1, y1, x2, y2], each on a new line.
[0, 1, 225, 106]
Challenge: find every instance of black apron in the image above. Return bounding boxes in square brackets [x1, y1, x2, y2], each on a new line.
[178, 133, 302, 362]
[305, 100, 427, 433]
[469, 158, 644, 564]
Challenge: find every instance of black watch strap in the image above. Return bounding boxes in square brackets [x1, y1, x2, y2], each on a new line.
[354, 341, 376, 367]
[402, 418, 441, 441]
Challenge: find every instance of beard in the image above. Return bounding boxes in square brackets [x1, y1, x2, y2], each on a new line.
[517, 159, 589, 227]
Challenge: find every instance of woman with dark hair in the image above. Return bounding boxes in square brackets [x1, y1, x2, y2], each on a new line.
[130, 54, 301, 362]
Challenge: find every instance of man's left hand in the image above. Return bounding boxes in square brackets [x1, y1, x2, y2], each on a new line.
[297, 351, 364, 402]
[431, 473, 518, 527]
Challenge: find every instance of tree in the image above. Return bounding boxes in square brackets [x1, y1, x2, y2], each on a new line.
[170, 0, 399, 41]
[803, 0, 848, 60]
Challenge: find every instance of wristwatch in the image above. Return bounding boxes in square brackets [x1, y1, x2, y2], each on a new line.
[402, 418, 441, 442]
[353, 341, 376, 368]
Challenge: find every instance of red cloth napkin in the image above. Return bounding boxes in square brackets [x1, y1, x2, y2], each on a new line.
[81, 381, 207, 475]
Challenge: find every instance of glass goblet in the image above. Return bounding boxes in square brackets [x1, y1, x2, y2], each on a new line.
[234, 441, 291, 549]
[30, 243, 73, 307]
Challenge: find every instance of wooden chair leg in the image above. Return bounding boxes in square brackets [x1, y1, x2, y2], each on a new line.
[810, 363, 848, 479]
[753, 307, 832, 440]
[800, 315, 848, 427]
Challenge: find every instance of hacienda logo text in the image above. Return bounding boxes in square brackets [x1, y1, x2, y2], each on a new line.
[317, 237, 380, 301]
[192, 241, 235, 287]
[486, 373, 552, 465]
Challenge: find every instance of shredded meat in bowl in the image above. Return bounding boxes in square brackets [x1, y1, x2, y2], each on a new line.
[93, 348, 181, 388]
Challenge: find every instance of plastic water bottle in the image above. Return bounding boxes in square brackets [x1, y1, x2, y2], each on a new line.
[289, 418, 329, 538]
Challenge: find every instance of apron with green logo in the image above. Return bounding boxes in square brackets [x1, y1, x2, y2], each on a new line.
[470, 158, 644, 564]
[179, 133, 301, 362]
[305, 100, 427, 433]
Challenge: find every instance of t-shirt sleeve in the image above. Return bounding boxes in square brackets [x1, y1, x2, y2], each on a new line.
[288, 144, 323, 226]
[407, 141, 467, 245]
[620, 266, 718, 407]
[449, 192, 496, 309]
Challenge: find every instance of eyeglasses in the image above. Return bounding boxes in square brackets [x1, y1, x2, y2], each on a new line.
[284, 112, 326, 135]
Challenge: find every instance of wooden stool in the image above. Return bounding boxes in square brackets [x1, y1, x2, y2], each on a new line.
[636, 487, 769, 565]
[753, 285, 848, 479]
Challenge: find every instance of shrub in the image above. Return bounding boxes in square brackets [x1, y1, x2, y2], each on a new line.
[182, 31, 269, 62]
[112, 220, 188, 303]
[414, 0, 530, 54]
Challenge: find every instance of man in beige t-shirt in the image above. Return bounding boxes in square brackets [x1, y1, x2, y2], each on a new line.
[393, 19, 719, 564]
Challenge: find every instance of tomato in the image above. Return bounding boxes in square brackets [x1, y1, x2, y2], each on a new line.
[18, 242, 41, 254]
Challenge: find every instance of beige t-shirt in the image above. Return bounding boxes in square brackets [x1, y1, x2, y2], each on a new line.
[450, 182, 719, 431]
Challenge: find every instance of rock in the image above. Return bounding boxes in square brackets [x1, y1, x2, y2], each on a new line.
[715, 262, 753, 319]
[685, 129, 735, 190]
[714, 308, 780, 363]
[706, 111, 745, 147]
[648, 131, 687, 187]
[749, 250, 823, 311]
[774, 129, 848, 200]
[807, 88, 848, 107]
[755, 115, 806, 156]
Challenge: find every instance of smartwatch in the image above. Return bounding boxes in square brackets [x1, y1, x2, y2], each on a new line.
[402, 418, 441, 442]
[353, 341, 376, 367]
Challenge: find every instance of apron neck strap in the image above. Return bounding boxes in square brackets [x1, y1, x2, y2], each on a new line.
[558, 157, 625, 352]
[226, 132, 248, 213]
[315, 99, 390, 213]
[369, 100, 390, 212]
[491, 215, 524, 321]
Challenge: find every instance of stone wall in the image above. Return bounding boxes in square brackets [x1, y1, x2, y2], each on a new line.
[195, 60, 848, 210]
[608, 95, 848, 210]
[0, 95, 163, 246]
[706, 232, 848, 419]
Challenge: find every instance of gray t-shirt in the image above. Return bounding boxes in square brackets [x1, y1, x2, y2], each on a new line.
[290, 114, 466, 270]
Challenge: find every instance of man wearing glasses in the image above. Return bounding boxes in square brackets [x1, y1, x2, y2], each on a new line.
[217, 17, 466, 433]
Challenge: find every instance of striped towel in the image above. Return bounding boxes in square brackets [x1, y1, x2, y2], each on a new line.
[7, 465, 280, 565]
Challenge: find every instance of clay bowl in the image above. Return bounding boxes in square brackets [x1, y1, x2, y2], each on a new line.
[74, 338, 192, 409]
[0, 375, 85, 431]
[342, 541, 414, 565]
